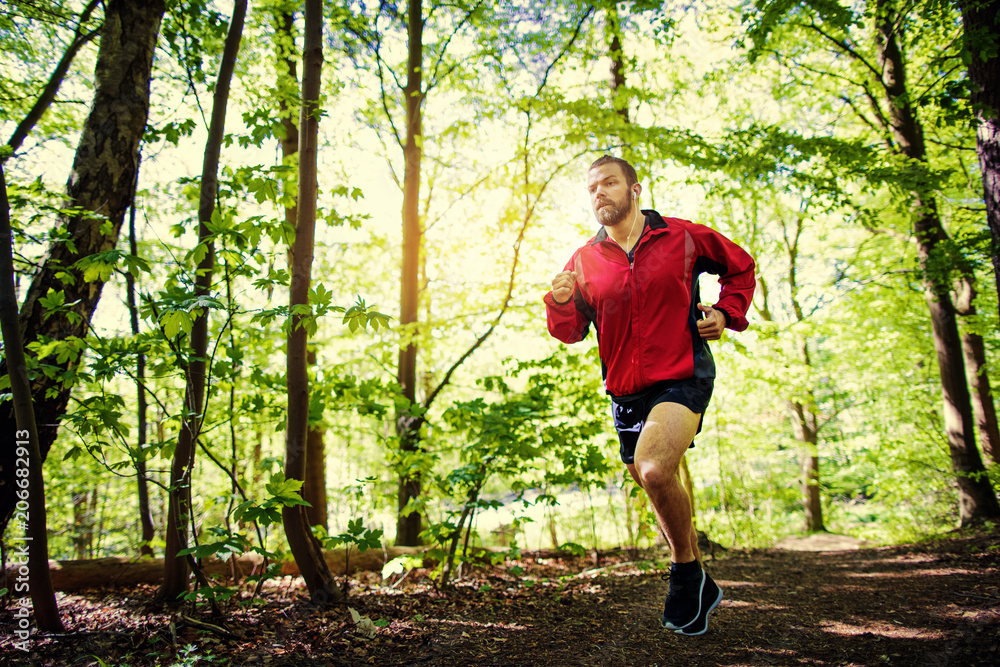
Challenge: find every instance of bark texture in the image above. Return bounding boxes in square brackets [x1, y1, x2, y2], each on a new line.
[0, 0, 165, 538]
[304, 351, 329, 531]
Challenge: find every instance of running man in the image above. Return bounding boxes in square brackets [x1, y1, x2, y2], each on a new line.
[545, 155, 755, 635]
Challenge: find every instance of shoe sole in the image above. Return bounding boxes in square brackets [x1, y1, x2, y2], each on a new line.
[675, 584, 723, 636]
[661, 570, 706, 631]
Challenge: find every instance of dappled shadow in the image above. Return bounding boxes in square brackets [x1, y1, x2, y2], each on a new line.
[703, 542, 999, 667]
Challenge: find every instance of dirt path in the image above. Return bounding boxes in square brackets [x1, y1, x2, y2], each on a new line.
[2, 527, 998, 666]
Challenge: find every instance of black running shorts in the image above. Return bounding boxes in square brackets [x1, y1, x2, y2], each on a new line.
[609, 377, 714, 464]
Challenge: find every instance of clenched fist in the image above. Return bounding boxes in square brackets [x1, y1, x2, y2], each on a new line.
[696, 303, 727, 341]
[551, 270, 578, 304]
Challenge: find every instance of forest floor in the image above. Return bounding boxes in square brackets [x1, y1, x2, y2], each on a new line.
[1, 525, 998, 666]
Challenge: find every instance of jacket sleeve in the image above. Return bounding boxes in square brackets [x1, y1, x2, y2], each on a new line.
[692, 224, 756, 332]
[544, 254, 592, 343]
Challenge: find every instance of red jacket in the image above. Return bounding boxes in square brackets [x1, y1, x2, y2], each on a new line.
[545, 211, 755, 397]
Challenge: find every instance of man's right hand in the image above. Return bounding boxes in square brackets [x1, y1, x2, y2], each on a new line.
[551, 270, 577, 304]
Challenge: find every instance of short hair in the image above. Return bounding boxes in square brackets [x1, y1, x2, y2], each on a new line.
[589, 155, 638, 188]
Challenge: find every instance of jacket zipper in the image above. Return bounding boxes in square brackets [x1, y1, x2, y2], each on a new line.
[628, 239, 641, 386]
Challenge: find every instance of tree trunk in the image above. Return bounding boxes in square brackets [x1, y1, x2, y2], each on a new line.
[1, 164, 64, 631]
[0, 0, 165, 539]
[72, 488, 95, 559]
[125, 201, 155, 556]
[958, 0, 1000, 315]
[276, 17, 329, 530]
[282, 0, 340, 604]
[962, 330, 1000, 464]
[876, 0, 1000, 523]
[770, 209, 826, 532]
[161, 0, 247, 601]
[954, 273, 1000, 463]
[304, 347, 329, 531]
[791, 322, 824, 532]
[396, 0, 425, 547]
[304, 419, 328, 530]
[606, 4, 629, 124]
[790, 397, 824, 532]
[272, 15, 329, 533]
[275, 5, 300, 249]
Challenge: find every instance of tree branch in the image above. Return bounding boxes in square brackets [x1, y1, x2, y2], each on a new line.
[426, 0, 488, 90]
[6, 0, 102, 153]
[803, 20, 881, 79]
[538, 5, 595, 91]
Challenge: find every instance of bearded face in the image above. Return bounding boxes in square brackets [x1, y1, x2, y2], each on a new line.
[594, 190, 631, 227]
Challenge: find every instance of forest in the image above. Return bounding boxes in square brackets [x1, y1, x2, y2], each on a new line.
[0, 0, 998, 664]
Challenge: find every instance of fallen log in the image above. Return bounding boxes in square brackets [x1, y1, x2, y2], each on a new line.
[2, 544, 616, 594]
[2, 546, 430, 593]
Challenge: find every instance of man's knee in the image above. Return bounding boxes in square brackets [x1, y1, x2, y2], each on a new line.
[633, 455, 682, 490]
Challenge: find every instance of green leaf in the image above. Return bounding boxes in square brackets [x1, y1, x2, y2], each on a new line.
[264, 472, 309, 507]
[248, 177, 280, 204]
[38, 288, 65, 311]
[161, 310, 194, 338]
[189, 242, 210, 266]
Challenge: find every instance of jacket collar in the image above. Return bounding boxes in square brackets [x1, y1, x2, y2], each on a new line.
[590, 209, 668, 246]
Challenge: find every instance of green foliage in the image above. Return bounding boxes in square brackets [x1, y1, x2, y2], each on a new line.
[251, 293, 391, 336]
[233, 473, 311, 526]
[177, 525, 250, 562]
[317, 517, 384, 553]
[418, 349, 613, 581]
[144, 118, 198, 146]
[161, 0, 230, 86]
[36, 289, 82, 325]
[167, 643, 221, 667]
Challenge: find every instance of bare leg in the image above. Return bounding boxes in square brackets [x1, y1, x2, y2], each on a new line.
[625, 402, 701, 564]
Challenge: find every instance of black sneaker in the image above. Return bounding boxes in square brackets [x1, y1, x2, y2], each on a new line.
[674, 571, 723, 636]
[660, 561, 703, 631]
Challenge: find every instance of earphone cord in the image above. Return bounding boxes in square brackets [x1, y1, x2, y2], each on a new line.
[623, 195, 639, 252]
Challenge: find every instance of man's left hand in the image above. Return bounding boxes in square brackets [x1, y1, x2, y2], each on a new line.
[696, 303, 726, 341]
